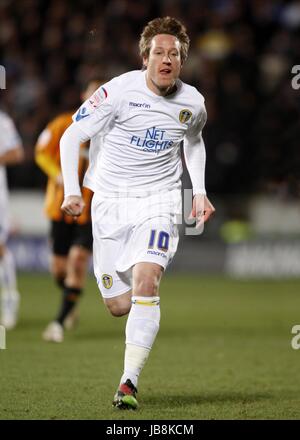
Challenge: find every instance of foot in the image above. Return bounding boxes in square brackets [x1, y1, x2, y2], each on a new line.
[0, 290, 20, 330]
[42, 321, 64, 343]
[112, 379, 138, 410]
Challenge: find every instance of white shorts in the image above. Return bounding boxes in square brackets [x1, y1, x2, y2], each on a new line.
[91, 190, 181, 298]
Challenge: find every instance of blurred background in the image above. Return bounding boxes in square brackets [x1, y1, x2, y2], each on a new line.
[1, 0, 300, 277]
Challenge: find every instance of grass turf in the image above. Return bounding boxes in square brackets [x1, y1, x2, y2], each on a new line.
[1, 273, 300, 419]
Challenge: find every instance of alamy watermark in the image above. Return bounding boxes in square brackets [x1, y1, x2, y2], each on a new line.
[93, 188, 206, 236]
[0, 65, 6, 89]
[291, 325, 300, 350]
[0, 325, 6, 349]
[291, 65, 300, 90]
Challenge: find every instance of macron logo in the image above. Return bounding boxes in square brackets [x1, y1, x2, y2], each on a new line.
[129, 101, 151, 109]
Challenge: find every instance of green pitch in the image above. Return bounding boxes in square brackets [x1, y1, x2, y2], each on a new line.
[1, 273, 300, 420]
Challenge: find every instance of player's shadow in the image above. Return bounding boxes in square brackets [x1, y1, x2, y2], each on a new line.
[146, 391, 271, 407]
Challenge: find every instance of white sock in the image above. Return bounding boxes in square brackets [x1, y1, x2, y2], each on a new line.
[0, 249, 20, 323]
[120, 296, 160, 388]
[0, 249, 18, 290]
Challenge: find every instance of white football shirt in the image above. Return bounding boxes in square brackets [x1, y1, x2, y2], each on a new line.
[72, 70, 206, 196]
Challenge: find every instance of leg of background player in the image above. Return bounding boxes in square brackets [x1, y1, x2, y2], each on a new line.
[55, 245, 90, 326]
[42, 253, 67, 342]
[43, 245, 90, 342]
[0, 245, 21, 330]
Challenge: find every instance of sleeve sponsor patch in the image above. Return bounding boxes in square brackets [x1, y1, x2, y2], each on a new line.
[88, 87, 107, 109]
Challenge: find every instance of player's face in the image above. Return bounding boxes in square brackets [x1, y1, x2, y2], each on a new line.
[144, 34, 182, 96]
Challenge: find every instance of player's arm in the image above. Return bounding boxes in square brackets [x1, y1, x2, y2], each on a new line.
[183, 110, 215, 227]
[60, 123, 90, 217]
[0, 145, 23, 166]
[60, 81, 118, 216]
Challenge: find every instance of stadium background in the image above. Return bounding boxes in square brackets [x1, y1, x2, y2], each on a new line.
[1, 0, 300, 420]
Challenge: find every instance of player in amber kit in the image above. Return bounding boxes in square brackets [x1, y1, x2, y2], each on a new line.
[35, 80, 103, 342]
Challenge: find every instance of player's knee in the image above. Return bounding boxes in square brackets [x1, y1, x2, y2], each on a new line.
[104, 299, 131, 317]
[107, 304, 130, 317]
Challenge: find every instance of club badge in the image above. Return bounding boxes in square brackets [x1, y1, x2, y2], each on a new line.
[179, 109, 192, 123]
[102, 274, 113, 289]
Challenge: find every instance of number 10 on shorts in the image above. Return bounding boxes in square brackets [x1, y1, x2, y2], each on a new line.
[148, 230, 170, 252]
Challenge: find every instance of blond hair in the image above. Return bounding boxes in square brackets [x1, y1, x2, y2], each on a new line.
[139, 17, 190, 64]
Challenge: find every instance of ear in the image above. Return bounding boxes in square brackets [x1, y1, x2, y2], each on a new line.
[143, 56, 148, 67]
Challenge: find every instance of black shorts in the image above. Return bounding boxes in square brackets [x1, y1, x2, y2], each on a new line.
[50, 220, 93, 256]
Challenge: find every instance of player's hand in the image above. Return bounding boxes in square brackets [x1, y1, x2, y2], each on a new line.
[189, 194, 216, 228]
[61, 195, 85, 217]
